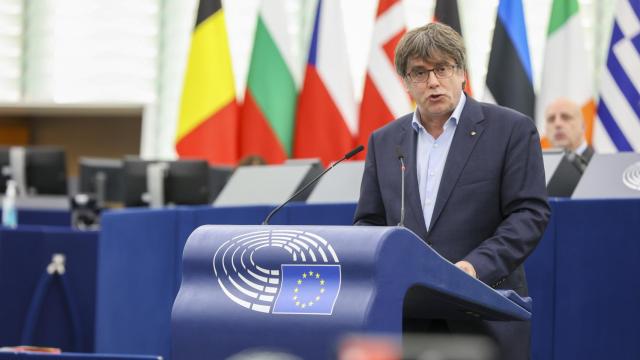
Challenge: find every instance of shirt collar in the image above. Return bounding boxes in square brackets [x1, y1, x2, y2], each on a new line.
[412, 92, 467, 133]
[575, 140, 588, 155]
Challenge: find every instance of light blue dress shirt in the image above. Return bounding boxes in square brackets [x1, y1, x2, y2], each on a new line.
[411, 93, 466, 231]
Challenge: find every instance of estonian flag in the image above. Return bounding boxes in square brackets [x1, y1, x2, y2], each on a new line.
[485, 0, 535, 119]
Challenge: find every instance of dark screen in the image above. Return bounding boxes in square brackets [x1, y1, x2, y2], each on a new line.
[122, 158, 211, 207]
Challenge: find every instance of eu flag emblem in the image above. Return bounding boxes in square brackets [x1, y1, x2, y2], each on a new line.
[272, 264, 341, 315]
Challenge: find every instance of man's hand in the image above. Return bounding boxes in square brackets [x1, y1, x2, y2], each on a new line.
[455, 260, 477, 279]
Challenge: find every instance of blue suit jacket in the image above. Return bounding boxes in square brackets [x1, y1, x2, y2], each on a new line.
[354, 96, 550, 294]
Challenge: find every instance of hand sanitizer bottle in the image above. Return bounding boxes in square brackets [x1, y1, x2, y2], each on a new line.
[2, 180, 18, 228]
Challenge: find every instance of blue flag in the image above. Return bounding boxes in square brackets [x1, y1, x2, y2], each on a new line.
[272, 264, 341, 315]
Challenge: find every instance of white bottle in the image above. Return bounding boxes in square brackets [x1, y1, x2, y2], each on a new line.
[2, 179, 18, 228]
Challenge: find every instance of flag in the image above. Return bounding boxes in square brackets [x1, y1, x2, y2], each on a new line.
[294, 0, 356, 166]
[356, 0, 412, 158]
[537, 0, 596, 147]
[239, 0, 298, 164]
[593, 0, 640, 152]
[433, 0, 473, 95]
[176, 0, 238, 165]
[272, 264, 341, 315]
[485, 0, 535, 119]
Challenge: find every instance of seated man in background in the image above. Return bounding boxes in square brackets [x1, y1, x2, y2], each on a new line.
[545, 97, 594, 163]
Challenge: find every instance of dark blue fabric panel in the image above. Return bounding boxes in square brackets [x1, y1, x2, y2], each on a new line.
[94, 209, 179, 360]
[0, 227, 45, 347]
[0, 227, 97, 352]
[553, 199, 640, 359]
[37, 229, 98, 352]
[525, 200, 558, 360]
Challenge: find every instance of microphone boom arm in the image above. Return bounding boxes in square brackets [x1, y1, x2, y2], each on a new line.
[262, 145, 364, 225]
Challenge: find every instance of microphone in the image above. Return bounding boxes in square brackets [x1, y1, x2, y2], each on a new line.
[262, 145, 364, 225]
[396, 146, 406, 227]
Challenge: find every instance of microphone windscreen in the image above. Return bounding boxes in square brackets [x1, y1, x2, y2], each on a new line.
[345, 145, 364, 159]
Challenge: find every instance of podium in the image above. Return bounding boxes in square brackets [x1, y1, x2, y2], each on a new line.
[172, 226, 531, 359]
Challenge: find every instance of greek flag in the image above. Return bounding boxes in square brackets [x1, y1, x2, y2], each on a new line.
[272, 264, 341, 315]
[594, 0, 640, 152]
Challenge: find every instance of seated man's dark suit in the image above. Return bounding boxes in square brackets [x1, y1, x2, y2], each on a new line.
[354, 96, 551, 360]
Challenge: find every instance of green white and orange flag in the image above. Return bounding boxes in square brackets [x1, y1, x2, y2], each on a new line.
[176, 0, 238, 165]
[239, 0, 298, 164]
[537, 0, 596, 147]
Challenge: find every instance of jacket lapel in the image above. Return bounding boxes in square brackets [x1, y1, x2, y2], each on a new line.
[427, 97, 485, 233]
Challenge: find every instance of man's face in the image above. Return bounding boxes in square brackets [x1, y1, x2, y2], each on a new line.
[545, 99, 584, 151]
[403, 56, 465, 124]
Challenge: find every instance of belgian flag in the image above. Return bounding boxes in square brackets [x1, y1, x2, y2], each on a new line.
[176, 0, 238, 165]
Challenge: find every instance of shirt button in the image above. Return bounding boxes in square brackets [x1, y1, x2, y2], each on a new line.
[434, 143, 439, 148]
[429, 171, 435, 176]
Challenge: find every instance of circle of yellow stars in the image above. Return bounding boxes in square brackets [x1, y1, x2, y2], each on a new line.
[292, 270, 325, 309]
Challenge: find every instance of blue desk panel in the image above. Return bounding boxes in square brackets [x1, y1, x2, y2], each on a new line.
[0, 210, 71, 227]
[0, 352, 160, 360]
[0, 226, 97, 351]
[95, 209, 179, 360]
[525, 200, 558, 360]
[553, 199, 640, 359]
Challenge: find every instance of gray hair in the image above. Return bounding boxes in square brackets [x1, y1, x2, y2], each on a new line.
[394, 22, 467, 78]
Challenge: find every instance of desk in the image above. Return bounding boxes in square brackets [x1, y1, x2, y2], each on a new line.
[6, 200, 637, 360]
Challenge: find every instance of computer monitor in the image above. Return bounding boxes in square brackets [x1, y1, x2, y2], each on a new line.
[0, 146, 67, 195]
[26, 147, 68, 195]
[122, 158, 211, 207]
[165, 160, 211, 205]
[122, 158, 150, 207]
[78, 157, 124, 204]
[0, 148, 10, 193]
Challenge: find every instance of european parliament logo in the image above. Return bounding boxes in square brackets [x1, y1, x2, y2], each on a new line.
[623, 162, 640, 191]
[212, 229, 341, 315]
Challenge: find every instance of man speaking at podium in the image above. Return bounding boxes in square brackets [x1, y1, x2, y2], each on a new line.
[354, 23, 550, 360]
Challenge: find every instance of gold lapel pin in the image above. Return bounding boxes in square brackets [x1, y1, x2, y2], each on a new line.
[470, 131, 477, 136]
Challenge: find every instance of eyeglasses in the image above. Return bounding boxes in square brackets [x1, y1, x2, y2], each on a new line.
[406, 64, 458, 83]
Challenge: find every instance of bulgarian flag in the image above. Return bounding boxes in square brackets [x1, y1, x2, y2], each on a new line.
[239, 0, 298, 164]
[537, 0, 596, 147]
[356, 0, 412, 159]
[176, 0, 238, 165]
[294, 0, 356, 166]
